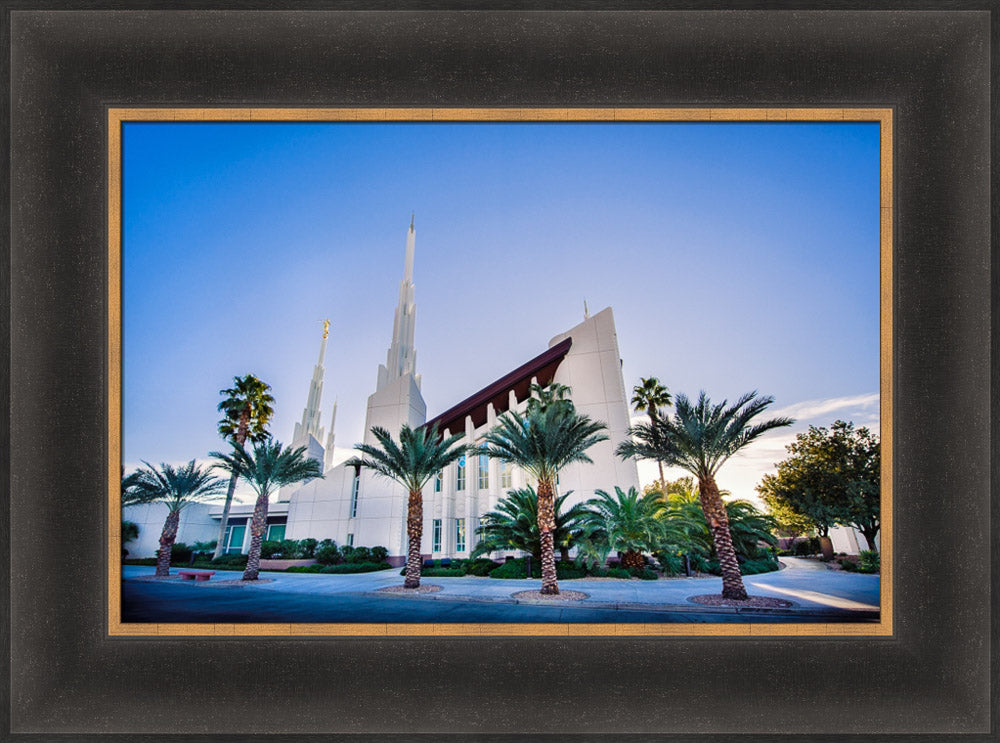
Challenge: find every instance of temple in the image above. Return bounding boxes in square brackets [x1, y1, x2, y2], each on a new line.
[123, 219, 641, 562]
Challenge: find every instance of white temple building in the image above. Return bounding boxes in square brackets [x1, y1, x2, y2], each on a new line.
[123, 219, 640, 562]
[273, 218, 639, 564]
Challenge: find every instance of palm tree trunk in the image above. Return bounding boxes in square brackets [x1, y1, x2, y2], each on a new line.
[213, 413, 249, 559]
[404, 489, 423, 588]
[155, 510, 180, 577]
[698, 476, 748, 600]
[536, 479, 559, 595]
[212, 471, 240, 559]
[622, 550, 644, 571]
[648, 405, 667, 492]
[241, 490, 270, 581]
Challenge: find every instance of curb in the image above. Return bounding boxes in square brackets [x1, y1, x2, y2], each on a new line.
[358, 590, 878, 619]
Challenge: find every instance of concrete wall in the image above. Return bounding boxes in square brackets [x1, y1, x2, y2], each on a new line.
[121, 502, 218, 558]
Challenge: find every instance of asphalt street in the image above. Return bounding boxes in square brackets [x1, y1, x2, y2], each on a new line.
[120, 560, 880, 625]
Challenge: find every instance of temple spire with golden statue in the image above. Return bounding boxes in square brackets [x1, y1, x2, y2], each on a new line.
[291, 319, 331, 469]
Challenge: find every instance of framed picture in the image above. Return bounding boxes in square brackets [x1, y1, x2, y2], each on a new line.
[7, 5, 993, 740]
[110, 106, 890, 638]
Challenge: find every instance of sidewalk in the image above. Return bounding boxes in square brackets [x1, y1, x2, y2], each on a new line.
[122, 560, 880, 618]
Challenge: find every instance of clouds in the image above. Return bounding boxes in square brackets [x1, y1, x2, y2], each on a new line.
[630, 392, 880, 503]
[770, 393, 879, 423]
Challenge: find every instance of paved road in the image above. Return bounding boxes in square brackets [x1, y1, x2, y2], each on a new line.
[120, 562, 880, 624]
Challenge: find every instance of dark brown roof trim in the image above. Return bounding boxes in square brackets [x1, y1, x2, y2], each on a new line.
[424, 337, 573, 436]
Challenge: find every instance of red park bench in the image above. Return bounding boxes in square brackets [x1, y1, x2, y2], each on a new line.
[177, 570, 216, 581]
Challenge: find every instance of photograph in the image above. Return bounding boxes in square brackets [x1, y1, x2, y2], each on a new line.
[114, 110, 887, 633]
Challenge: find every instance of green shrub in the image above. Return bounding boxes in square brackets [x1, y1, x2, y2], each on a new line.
[656, 552, 685, 576]
[299, 538, 318, 559]
[556, 561, 587, 580]
[122, 520, 139, 547]
[638, 567, 659, 580]
[285, 564, 325, 573]
[276, 539, 304, 559]
[839, 558, 859, 572]
[260, 540, 283, 559]
[169, 542, 193, 563]
[348, 546, 372, 564]
[791, 540, 810, 556]
[467, 559, 498, 576]
[858, 550, 880, 573]
[606, 567, 631, 579]
[422, 567, 465, 577]
[211, 553, 249, 567]
[315, 542, 342, 565]
[320, 562, 392, 574]
[371, 546, 389, 563]
[489, 557, 541, 579]
[740, 557, 780, 575]
[588, 566, 609, 578]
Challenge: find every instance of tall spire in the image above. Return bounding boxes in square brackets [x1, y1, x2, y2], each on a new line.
[292, 321, 328, 455]
[377, 218, 420, 391]
[323, 398, 338, 472]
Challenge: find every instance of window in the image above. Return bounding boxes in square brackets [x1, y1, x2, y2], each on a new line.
[478, 453, 489, 489]
[499, 461, 512, 489]
[434, 471, 442, 492]
[455, 518, 466, 552]
[456, 456, 466, 491]
[224, 524, 246, 554]
[350, 472, 360, 518]
[432, 519, 442, 552]
[347, 533, 354, 547]
[265, 524, 286, 541]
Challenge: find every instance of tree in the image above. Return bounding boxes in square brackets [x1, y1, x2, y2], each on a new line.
[472, 487, 588, 562]
[346, 424, 466, 588]
[630, 377, 672, 489]
[617, 390, 792, 599]
[722, 500, 779, 558]
[121, 520, 140, 558]
[189, 540, 218, 565]
[473, 383, 609, 595]
[654, 480, 776, 565]
[125, 461, 225, 577]
[213, 375, 275, 559]
[580, 486, 666, 570]
[756, 420, 880, 553]
[759, 485, 816, 545]
[211, 441, 322, 580]
[121, 468, 144, 506]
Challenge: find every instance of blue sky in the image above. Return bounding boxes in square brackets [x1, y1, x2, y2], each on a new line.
[122, 120, 881, 501]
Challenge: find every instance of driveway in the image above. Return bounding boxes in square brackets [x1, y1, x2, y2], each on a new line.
[120, 562, 880, 624]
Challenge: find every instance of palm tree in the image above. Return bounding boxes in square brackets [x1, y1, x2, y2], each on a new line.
[581, 486, 666, 571]
[473, 384, 608, 595]
[211, 440, 322, 580]
[121, 467, 144, 506]
[346, 424, 466, 589]
[630, 377, 672, 490]
[472, 487, 589, 563]
[617, 391, 792, 599]
[723, 500, 779, 558]
[125, 461, 226, 577]
[213, 375, 275, 559]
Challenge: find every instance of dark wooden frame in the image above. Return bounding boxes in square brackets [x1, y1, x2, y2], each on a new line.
[5, 4, 994, 739]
